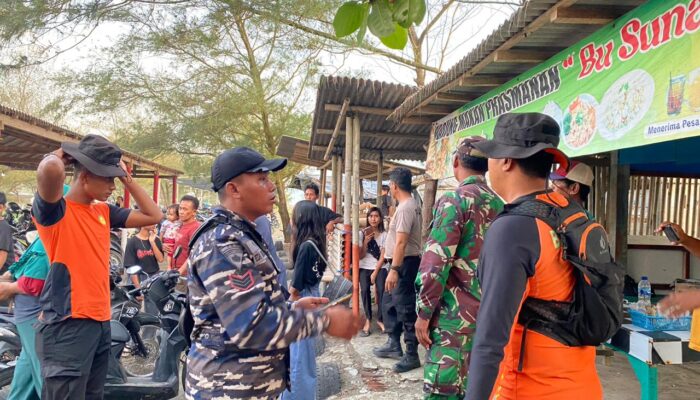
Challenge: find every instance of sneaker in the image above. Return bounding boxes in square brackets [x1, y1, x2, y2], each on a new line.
[372, 337, 403, 360]
[393, 352, 421, 373]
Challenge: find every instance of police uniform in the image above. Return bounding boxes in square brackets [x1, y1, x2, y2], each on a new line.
[185, 147, 327, 400]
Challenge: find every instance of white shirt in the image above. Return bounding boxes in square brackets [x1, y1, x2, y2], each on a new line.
[358, 231, 387, 270]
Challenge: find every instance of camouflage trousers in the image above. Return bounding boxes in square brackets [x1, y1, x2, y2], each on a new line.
[423, 327, 472, 400]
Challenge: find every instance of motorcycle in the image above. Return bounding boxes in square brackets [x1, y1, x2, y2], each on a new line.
[109, 266, 162, 378]
[0, 307, 20, 388]
[105, 266, 187, 400]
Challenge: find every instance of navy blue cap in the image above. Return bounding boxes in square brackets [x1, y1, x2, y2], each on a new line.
[211, 147, 287, 191]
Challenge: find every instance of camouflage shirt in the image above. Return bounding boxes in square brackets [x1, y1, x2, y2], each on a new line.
[416, 175, 504, 334]
[185, 207, 326, 400]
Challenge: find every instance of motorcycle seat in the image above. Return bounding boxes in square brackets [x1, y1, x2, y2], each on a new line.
[110, 320, 131, 343]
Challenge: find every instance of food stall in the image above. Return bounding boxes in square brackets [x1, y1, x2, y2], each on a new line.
[409, 1, 700, 399]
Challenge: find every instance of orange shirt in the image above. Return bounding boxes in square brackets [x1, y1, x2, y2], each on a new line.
[34, 196, 130, 322]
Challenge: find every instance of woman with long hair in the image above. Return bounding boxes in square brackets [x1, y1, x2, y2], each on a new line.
[282, 200, 327, 400]
[360, 207, 387, 336]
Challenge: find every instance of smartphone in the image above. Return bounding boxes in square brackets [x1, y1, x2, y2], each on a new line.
[663, 226, 680, 242]
[320, 293, 353, 311]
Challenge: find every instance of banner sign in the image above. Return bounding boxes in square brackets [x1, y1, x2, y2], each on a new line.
[427, 0, 700, 179]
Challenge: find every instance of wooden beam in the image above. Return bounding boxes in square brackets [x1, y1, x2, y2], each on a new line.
[458, 76, 511, 87]
[316, 128, 426, 141]
[493, 50, 552, 63]
[435, 93, 475, 104]
[323, 98, 350, 161]
[391, 0, 579, 121]
[402, 117, 436, 125]
[551, 7, 618, 25]
[325, 103, 393, 117]
[0, 146, 53, 153]
[413, 105, 455, 116]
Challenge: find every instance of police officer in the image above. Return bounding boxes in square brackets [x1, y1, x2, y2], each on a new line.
[185, 147, 362, 400]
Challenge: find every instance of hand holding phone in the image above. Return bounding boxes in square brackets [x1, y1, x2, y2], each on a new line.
[663, 225, 680, 243]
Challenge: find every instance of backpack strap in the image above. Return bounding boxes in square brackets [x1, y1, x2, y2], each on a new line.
[501, 199, 561, 231]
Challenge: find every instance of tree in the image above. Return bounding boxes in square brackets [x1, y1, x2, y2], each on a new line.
[1, 1, 330, 241]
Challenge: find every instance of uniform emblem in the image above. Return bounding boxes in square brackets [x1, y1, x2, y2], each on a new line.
[98, 215, 107, 226]
[227, 270, 255, 291]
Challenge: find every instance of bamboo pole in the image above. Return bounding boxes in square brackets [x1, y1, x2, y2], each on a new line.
[331, 155, 338, 212]
[352, 116, 361, 317]
[344, 116, 353, 280]
[320, 168, 327, 207]
[376, 152, 383, 208]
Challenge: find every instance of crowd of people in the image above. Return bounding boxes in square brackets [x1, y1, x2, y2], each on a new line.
[0, 111, 698, 400]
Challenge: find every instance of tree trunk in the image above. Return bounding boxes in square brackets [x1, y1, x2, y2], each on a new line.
[409, 27, 425, 87]
[274, 176, 292, 243]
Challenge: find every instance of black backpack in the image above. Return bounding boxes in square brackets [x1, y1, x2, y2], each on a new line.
[502, 197, 625, 363]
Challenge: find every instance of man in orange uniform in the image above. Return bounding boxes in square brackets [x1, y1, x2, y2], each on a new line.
[465, 113, 602, 400]
[33, 135, 163, 400]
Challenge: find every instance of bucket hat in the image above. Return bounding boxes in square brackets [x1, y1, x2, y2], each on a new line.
[61, 134, 126, 177]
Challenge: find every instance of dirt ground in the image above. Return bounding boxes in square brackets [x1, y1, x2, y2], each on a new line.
[320, 326, 700, 400]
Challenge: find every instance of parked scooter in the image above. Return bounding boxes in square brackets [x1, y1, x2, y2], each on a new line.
[0, 307, 20, 388]
[109, 265, 162, 378]
[105, 266, 187, 400]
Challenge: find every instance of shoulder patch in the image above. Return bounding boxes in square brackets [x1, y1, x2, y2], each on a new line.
[227, 270, 255, 291]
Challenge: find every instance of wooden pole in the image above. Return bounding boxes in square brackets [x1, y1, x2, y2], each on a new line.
[352, 116, 361, 317]
[331, 155, 338, 212]
[343, 116, 353, 280]
[376, 152, 383, 208]
[421, 179, 438, 243]
[320, 168, 327, 207]
[608, 151, 630, 265]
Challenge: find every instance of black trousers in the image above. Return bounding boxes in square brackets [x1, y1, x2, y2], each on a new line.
[388, 256, 421, 354]
[374, 268, 388, 324]
[359, 269, 373, 321]
[36, 318, 111, 400]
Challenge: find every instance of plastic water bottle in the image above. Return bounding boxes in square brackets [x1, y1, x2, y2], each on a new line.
[638, 276, 652, 308]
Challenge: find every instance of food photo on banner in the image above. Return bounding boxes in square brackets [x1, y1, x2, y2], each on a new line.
[426, 0, 700, 179]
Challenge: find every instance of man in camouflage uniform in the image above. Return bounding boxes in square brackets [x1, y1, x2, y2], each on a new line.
[415, 137, 504, 400]
[186, 147, 362, 400]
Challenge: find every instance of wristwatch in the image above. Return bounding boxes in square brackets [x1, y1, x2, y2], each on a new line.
[390, 265, 401, 271]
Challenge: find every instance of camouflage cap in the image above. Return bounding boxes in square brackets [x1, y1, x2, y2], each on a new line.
[456, 136, 488, 159]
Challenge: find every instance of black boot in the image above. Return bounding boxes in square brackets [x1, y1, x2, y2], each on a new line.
[393, 352, 421, 373]
[372, 336, 403, 360]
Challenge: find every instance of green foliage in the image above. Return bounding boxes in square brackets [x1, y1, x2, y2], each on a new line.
[333, 2, 364, 37]
[334, 0, 426, 49]
[379, 24, 408, 50]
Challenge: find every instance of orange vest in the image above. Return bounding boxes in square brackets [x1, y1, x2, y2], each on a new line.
[489, 193, 601, 400]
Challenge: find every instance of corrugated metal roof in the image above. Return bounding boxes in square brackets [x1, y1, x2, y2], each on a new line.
[309, 76, 432, 162]
[0, 104, 182, 176]
[390, 0, 647, 122]
[277, 135, 424, 178]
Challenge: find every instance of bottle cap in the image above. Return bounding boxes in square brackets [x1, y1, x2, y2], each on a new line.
[641, 276, 648, 280]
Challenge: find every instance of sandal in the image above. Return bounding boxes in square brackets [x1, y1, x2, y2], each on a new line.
[360, 329, 371, 337]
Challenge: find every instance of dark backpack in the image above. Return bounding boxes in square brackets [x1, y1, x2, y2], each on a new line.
[503, 197, 625, 358]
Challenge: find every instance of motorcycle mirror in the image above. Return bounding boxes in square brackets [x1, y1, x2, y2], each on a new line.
[125, 265, 143, 275]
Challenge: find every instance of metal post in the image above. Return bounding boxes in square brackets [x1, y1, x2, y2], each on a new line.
[320, 168, 327, 207]
[376, 152, 383, 208]
[123, 163, 132, 208]
[331, 155, 338, 212]
[343, 116, 353, 280]
[172, 176, 178, 204]
[351, 116, 361, 317]
[153, 172, 160, 205]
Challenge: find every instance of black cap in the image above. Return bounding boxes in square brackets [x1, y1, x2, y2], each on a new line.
[471, 112, 569, 170]
[61, 134, 126, 177]
[211, 147, 287, 191]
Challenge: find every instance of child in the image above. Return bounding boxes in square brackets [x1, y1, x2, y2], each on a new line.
[159, 204, 181, 268]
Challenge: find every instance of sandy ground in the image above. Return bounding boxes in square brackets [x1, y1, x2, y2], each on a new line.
[320, 328, 700, 400]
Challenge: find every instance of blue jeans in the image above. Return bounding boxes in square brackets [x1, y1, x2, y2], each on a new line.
[281, 284, 320, 400]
